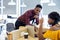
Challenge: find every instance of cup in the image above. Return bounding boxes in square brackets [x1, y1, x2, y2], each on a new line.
[24, 32, 28, 39]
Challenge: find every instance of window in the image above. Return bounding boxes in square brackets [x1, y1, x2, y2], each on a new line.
[3, 0, 16, 14]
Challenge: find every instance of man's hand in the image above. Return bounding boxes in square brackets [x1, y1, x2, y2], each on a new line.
[34, 15, 38, 19]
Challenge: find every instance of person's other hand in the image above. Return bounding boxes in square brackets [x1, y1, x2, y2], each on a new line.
[50, 24, 60, 31]
[34, 15, 38, 19]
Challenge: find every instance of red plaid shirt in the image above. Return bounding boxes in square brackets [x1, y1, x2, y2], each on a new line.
[18, 9, 39, 25]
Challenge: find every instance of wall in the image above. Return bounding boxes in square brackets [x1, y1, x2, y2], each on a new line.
[22, 0, 60, 15]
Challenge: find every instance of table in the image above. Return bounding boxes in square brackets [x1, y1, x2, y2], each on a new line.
[18, 36, 38, 40]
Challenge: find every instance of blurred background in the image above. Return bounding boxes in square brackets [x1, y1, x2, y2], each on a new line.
[0, 0, 60, 40]
[2, 0, 60, 15]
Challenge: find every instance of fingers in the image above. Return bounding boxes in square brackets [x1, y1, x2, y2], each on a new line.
[34, 15, 38, 18]
[39, 18, 44, 24]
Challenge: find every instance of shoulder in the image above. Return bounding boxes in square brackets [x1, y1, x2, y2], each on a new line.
[25, 9, 34, 14]
[24, 9, 33, 14]
[26, 9, 33, 12]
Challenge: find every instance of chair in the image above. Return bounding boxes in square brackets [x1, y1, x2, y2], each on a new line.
[6, 23, 15, 32]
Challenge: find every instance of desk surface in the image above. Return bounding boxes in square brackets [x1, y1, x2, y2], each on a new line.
[18, 36, 38, 40]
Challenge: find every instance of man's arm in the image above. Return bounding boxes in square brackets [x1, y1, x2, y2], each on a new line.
[24, 11, 32, 25]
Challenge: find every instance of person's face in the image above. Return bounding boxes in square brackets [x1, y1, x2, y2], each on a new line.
[34, 7, 41, 15]
[48, 18, 55, 25]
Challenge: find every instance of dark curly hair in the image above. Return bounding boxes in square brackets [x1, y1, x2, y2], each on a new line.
[48, 12, 60, 26]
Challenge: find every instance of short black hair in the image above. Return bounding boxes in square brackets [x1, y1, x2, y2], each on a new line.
[48, 12, 60, 25]
[36, 4, 42, 9]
